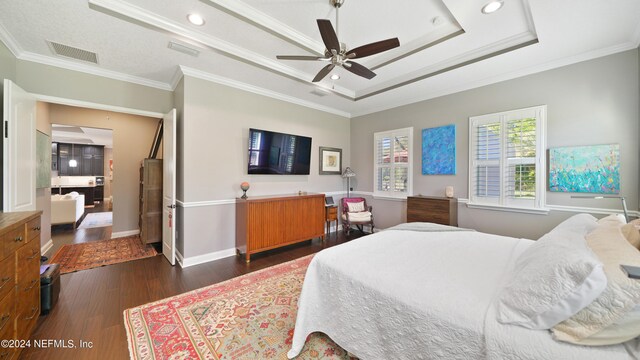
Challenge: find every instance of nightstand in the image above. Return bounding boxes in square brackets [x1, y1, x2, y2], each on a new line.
[325, 206, 338, 236]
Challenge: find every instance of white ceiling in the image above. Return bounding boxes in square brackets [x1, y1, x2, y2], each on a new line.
[51, 124, 113, 148]
[0, 0, 639, 117]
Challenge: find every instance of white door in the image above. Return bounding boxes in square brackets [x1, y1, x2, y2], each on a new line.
[3, 80, 36, 212]
[162, 109, 177, 265]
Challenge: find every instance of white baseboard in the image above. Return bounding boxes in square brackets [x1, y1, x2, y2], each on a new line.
[41, 239, 53, 256]
[112, 230, 140, 238]
[176, 248, 236, 268]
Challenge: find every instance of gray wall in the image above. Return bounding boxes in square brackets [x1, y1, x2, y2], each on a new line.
[0, 41, 15, 83]
[178, 75, 350, 258]
[14, 60, 173, 114]
[351, 50, 639, 240]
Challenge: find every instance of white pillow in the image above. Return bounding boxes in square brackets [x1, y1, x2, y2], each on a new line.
[347, 201, 365, 212]
[621, 220, 640, 249]
[496, 214, 606, 330]
[552, 224, 640, 345]
[68, 191, 80, 197]
[569, 306, 640, 345]
[598, 214, 627, 226]
[62, 194, 74, 200]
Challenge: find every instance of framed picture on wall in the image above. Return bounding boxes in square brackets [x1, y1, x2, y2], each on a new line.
[319, 147, 342, 175]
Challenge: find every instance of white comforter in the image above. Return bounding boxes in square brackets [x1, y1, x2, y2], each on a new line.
[288, 228, 638, 359]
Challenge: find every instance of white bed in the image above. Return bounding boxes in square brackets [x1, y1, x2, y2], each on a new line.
[287, 224, 639, 359]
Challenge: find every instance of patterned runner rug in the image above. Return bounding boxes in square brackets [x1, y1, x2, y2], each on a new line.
[49, 236, 158, 274]
[124, 255, 353, 359]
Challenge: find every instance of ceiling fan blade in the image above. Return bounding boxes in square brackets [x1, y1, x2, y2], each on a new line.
[343, 61, 376, 79]
[312, 63, 335, 82]
[317, 19, 340, 53]
[276, 55, 327, 61]
[346, 38, 400, 59]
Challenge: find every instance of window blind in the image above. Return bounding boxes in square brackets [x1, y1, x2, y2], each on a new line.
[506, 118, 536, 201]
[469, 106, 546, 210]
[374, 128, 413, 197]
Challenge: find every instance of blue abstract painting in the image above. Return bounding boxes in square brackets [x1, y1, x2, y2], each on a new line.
[549, 144, 620, 194]
[422, 125, 456, 175]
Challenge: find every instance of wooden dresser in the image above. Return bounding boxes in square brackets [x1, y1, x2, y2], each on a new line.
[236, 193, 325, 262]
[407, 196, 458, 226]
[139, 159, 162, 244]
[0, 211, 42, 360]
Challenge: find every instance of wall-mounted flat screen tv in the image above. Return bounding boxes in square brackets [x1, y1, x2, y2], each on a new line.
[248, 128, 312, 175]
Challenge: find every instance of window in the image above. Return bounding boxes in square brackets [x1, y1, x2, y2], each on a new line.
[374, 127, 413, 198]
[248, 131, 262, 166]
[469, 106, 546, 212]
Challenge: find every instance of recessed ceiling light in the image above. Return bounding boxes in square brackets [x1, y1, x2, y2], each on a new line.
[330, 74, 340, 80]
[481, 1, 504, 14]
[187, 14, 205, 26]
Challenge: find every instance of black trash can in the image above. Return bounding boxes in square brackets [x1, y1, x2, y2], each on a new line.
[40, 264, 60, 315]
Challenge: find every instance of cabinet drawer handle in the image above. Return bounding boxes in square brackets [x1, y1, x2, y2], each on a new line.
[0, 277, 10, 289]
[0, 314, 9, 330]
[27, 252, 39, 260]
[25, 279, 38, 291]
[14, 235, 23, 242]
[25, 306, 38, 320]
[32, 226, 41, 231]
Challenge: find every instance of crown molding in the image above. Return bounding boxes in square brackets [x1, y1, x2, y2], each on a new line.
[202, 0, 324, 55]
[19, 51, 173, 91]
[0, 22, 22, 57]
[356, 30, 538, 99]
[178, 66, 351, 118]
[350, 40, 639, 117]
[88, 0, 353, 98]
[0, 21, 173, 91]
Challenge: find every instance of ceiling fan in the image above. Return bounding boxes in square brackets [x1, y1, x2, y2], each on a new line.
[276, 0, 400, 82]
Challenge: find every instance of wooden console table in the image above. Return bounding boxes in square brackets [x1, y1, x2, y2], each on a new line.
[236, 193, 325, 262]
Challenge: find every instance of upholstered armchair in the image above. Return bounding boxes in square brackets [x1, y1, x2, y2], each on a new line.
[341, 197, 374, 235]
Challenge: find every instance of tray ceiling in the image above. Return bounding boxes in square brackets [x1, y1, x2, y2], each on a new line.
[0, 0, 638, 117]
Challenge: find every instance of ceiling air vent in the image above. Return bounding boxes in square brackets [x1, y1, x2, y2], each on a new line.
[168, 41, 200, 57]
[47, 41, 98, 64]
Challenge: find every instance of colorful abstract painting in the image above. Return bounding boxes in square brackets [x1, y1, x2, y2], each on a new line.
[549, 144, 620, 194]
[422, 125, 456, 175]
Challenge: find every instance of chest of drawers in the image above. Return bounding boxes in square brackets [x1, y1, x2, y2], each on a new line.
[0, 211, 42, 360]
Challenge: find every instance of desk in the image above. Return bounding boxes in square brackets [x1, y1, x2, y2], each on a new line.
[325, 205, 338, 235]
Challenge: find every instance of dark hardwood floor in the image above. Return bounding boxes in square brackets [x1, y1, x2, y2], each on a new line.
[22, 224, 364, 360]
[45, 202, 112, 259]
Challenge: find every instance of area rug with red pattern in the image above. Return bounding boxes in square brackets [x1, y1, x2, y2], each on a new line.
[123, 255, 353, 359]
[49, 236, 158, 274]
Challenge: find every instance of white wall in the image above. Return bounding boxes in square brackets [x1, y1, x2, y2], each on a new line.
[177, 75, 350, 259]
[351, 50, 639, 240]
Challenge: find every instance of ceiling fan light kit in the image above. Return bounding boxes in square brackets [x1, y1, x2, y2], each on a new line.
[277, 0, 400, 83]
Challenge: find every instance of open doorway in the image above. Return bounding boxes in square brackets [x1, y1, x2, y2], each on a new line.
[36, 102, 168, 270]
[48, 124, 114, 255]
